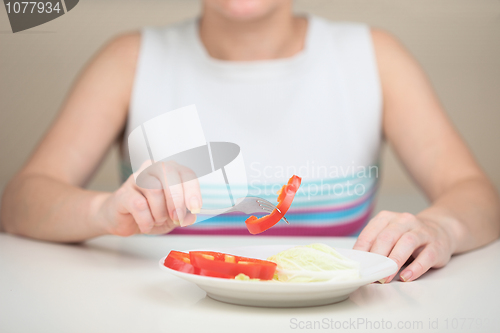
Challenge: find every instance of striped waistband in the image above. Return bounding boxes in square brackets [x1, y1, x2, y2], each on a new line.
[120, 160, 379, 236]
[171, 177, 378, 236]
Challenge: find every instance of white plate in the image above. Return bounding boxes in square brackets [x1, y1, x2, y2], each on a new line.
[159, 244, 397, 308]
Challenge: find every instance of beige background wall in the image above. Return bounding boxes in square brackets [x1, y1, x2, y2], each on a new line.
[1, 0, 499, 214]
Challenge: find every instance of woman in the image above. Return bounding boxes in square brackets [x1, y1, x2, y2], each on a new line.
[1, 0, 499, 284]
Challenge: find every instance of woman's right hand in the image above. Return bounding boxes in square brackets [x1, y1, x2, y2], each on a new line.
[92, 162, 202, 236]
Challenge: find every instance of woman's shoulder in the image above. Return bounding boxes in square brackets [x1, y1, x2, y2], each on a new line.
[312, 15, 404, 60]
[104, 32, 141, 57]
[311, 15, 397, 42]
[103, 18, 196, 54]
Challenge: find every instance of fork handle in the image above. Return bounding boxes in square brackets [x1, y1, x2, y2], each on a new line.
[197, 207, 235, 215]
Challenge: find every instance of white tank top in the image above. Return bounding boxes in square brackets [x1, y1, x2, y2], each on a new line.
[121, 15, 382, 236]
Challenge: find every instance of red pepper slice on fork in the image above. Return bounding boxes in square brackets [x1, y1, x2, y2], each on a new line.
[245, 175, 301, 234]
[276, 175, 301, 215]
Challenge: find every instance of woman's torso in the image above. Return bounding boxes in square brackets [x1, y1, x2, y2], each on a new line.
[121, 15, 382, 236]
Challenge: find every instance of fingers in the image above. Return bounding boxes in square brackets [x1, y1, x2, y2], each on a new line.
[355, 210, 454, 284]
[139, 188, 169, 226]
[353, 211, 394, 251]
[398, 247, 436, 282]
[355, 211, 449, 284]
[132, 171, 173, 227]
[161, 162, 202, 227]
[149, 212, 196, 234]
[178, 166, 202, 216]
[384, 231, 428, 283]
[121, 190, 155, 234]
[110, 173, 186, 236]
[183, 212, 197, 227]
[161, 162, 186, 225]
[164, 184, 184, 226]
[370, 219, 413, 257]
[132, 161, 202, 228]
[148, 216, 179, 235]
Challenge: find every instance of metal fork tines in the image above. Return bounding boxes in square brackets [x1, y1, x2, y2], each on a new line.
[255, 198, 289, 224]
[197, 196, 289, 224]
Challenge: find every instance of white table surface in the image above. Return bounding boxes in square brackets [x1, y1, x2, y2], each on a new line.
[1, 233, 499, 333]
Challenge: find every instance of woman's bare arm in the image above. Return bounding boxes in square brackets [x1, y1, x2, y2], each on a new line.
[0, 33, 140, 241]
[354, 29, 500, 282]
[0, 33, 202, 242]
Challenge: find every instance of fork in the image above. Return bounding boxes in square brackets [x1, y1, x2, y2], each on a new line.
[197, 196, 289, 224]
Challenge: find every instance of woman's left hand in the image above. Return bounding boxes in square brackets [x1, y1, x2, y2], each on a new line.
[353, 210, 456, 283]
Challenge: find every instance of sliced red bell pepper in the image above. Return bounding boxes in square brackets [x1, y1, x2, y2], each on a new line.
[164, 250, 198, 274]
[164, 250, 232, 278]
[244, 210, 283, 235]
[189, 251, 277, 280]
[276, 175, 301, 215]
[245, 175, 301, 234]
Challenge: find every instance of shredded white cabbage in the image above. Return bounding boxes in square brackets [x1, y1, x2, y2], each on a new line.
[267, 243, 360, 282]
